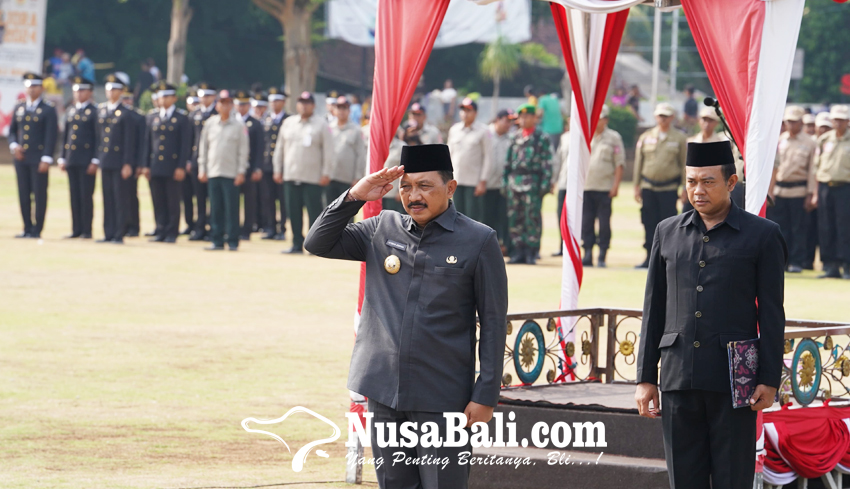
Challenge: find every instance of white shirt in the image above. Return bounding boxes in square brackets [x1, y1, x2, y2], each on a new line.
[160, 105, 176, 120]
[26, 97, 42, 112]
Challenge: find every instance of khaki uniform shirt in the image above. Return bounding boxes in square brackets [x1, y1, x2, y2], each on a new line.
[556, 131, 571, 190]
[272, 114, 334, 184]
[487, 125, 512, 190]
[688, 132, 745, 180]
[815, 130, 850, 184]
[330, 121, 367, 185]
[447, 121, 492, 187]
[420, 123, 443, 145]
[634, 126, 688, 191]
[383, 138, 406, 199]
[197, 113, 249, 179]
[586, 127, 626, 192]
[773, 132, 817, 198]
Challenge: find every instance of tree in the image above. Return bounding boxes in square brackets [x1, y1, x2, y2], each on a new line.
[167, 0, 193, 84]
[479, 37, 558, 116]
[252, 0, 324, 111]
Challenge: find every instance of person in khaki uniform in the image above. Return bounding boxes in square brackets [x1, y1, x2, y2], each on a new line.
[766, 106, 817, 273]
[408, 102, 443, 145]
[447, 97, 492, 222]
[484, 109, 514, 247]
[803, 113, 816, 137]
[552, 128, 570, 257]
[197, 90, 249, 251]
[326, 96, 366, 207]
[633, 102, 688, 268]
[272, 91, 334, 254]
[812, 104, 850, 279]
[582, 105, 625, 268]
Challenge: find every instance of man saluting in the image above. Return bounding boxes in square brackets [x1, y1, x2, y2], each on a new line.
[305, 144, 508, 489]
[635, 141, 787, 489]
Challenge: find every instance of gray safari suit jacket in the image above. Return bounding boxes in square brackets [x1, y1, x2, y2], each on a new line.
[305, 192, 508, 413]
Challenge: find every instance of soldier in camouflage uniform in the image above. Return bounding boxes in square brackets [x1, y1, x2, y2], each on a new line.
[503, 104, 553, 265]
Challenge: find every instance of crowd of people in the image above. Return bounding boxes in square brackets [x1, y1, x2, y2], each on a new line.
[6, 70, 850, 276]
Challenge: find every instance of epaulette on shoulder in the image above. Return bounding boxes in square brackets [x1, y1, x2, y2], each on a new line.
[177, 108, 188, 115]
[147, 108, 157, 115]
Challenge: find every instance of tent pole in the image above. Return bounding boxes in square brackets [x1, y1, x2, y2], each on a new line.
[651, 8, 662, 110]
[670, 8, 679, 98]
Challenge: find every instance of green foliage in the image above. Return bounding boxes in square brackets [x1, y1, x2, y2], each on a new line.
[479, 36, 521, 82]
[519, 43, 559, 68]
[796, 2, 850, 103]
[607, 104, 638, 148]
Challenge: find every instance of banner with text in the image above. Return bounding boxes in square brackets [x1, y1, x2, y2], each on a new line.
[327, 0, 531, 48]
[0, 0, 47, 137]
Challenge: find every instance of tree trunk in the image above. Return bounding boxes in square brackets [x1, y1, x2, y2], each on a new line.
[281, 7, 318, 113]
[167, 0, 193, 85]
[491, 74, 501, 119]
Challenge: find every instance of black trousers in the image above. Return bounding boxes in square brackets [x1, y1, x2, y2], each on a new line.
[102, 169, 129, 241]
[126, 176, 140, 235]
[767, 196, 806, 267]
[641, 189, 678, 252]
[323, 180, 351, 208]
[556, 189, 566, 249]
[661, 389, 756, 489]
[181, 176, 194, 231]
[189, 167, 208, 234]
[481, 188, 507, 244]
[453, 185, 483, 222]
[284, 181, 323, 249]
[14, 161, 49, 236]
[260, 172, 286, 236]
[149, 176, 181, 239]
[818, 183, 850, 265]
[368, 399, 471, 489]
[67, 166, 95, 237]
[240, 178, 258, 238]
[805, 209, 819, 269]
[209, 177, 240, 248]
[581, 190, 612, 251]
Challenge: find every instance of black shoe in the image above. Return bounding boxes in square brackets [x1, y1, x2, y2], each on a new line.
[111, 238, 124, 244]
[552, 250, 563, 257]
[597, 260, 607, 268]
[149, 235, 165, 242]
[188, 232, 205, 241]
[29, 233, 41, 239]
[203, 235, 211, 242]
[64, 234, 81, 239]
[802, 263, 814, 271]
[124, 230, 139, 237]
[843, 272, 850, 280]
[144, 231, 157, 237]
[635, 259, 649, 269]
[180, 227, 192, 235]
[787, 265, 803, 273]
[508, 252, 526, 264]
[239, 235, 250, 241]
[81, 233, 92, 239]
[14, 232, 31, 239]
[228, 245, 239, 252]
[261, 233, 276, 240]
[275, 232, 287, 241]
[525, 249, 537, 265]
[818, 268, 841, 279]
[204, 245, 225, 251]
[95, 238, 111, 243]
[163, 236, 177, 243]
[582, 250, 593, 268]
[282, 246, 303, 254]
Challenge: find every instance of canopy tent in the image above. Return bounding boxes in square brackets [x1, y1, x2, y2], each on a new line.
[348, 0, 806, 481]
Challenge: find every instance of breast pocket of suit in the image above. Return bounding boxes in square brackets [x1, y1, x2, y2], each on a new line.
[424, 265, 471, 307]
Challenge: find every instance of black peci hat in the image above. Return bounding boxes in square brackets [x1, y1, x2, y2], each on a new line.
[400, 144, 454, 174]
[686, 141, 734, 168]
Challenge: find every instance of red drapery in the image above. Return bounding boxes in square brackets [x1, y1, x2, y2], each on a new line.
[357, 0, 451, 314]
[765, 403, 850, 479]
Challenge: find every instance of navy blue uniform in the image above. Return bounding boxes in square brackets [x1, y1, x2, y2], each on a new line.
[187, 106, 217, 238]
[260, 111, 287, 238]
[96, 102, 137, 241]
[144, 107, 192, 240]
[60, 101, 98, 237]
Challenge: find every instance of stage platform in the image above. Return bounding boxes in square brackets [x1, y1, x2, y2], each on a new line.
[469, 382, 670, 489]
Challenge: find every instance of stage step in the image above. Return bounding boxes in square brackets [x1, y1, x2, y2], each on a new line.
[468, 445, 669, 489]
[493, 400, 665, 459]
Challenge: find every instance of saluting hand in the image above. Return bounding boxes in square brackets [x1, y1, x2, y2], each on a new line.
[349, 166, 405, 202]
[749, 384, 777, 411]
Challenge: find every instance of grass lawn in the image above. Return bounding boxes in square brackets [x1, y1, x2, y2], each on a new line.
[1, 164, 848, 488]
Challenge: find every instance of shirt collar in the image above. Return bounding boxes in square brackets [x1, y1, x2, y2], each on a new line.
[160, 105, 175, 119]
[404, 200, 457, 233]
[27, 97, 42, 107]
[681, 198, 742, 231]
